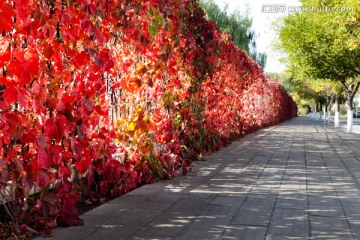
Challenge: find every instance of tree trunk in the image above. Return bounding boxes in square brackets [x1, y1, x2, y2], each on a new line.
[342, 79, 360, 133]
[306, 105, 311, 114]
[319, 102, 323, 120]
[334, 95, 340, 128]
[323, 99, 328, 123]
[347, 94, 353, 133]
[327, 96, 334, 124]
[346, 92, 356, 133]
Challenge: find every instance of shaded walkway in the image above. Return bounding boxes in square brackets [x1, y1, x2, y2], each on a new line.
[39, 117, 360, 239]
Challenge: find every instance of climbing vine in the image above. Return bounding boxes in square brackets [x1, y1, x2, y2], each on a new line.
[0, 0, 296, 237]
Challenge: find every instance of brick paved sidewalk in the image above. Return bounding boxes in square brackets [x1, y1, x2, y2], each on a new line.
[37, 117, 360, 240]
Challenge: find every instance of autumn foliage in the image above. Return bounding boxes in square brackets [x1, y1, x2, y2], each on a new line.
[0, 0, 296, 236]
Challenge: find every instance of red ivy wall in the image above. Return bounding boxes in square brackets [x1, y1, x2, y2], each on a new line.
[0, 0, 297, 236]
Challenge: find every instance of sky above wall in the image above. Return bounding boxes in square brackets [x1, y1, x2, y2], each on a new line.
[212, 0, 301, 73]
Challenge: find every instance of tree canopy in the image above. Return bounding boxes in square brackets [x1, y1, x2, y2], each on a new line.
[278, 0, 359, 131]
[279, 0, 360, 83]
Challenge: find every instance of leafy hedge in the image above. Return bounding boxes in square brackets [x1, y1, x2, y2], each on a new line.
[0, 0, 297, 237]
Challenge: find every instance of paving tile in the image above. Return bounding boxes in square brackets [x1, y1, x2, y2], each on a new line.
[41, 226, 96, 240]
[265, 235, 310, 240]
[149, 191, 186, 203]
[209, 195, 246, 206]
[310, 216, 353, 239]
[84, 225, 142, 240]
[106, 210, 160, 227]
[221, 225, 268, 239]
[108, 194, 150, 206]
[132, 235, 175, 240]
[80, 215, 114, 225]
[275, 193, 308, 210]
[82, 202, 129, 217]
[126, 184, 164, 196]
[185, 205, 235, 231]
[308, 197, 344, 217]
[166, 195, 213, 213]
[176, 229, 224, 240]
[268, 208, 309, 237]
[341, 200, 360, 215]
[308, 205, 344, 217]
[231, 206, 274, 226]
[346, 217, 360, 238]
[134, 222, 186, 237]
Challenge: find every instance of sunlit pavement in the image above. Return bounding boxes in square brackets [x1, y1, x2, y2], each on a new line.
[37, 117, 360, 240]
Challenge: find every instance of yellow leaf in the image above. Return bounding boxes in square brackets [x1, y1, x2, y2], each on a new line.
[135, 62, 147, 76]
[127, 122, 136, 131]
[143, 115, 150, 123]
[349, 42, 358, 50]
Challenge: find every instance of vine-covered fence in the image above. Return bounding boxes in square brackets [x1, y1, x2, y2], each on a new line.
[0, 0, 296, 237]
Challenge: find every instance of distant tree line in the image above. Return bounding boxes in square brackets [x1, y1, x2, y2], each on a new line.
[199, 0, 267, 68]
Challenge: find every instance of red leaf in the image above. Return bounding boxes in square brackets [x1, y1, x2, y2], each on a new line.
[59, 165, 70, 178]
[0, 170, 10, 183]
[36, 170, 50, 187]
[17, 88, 31, 108]
[32, 199, 43, 212]
[47, 219, 57, 229]
[20, 128, 37, 143]
[0, 158, 5, 168]
[5, 112, 21, 124]
[36, 135, 48, 148]
[75, 156, 92, 174]
[94, 105, 107, 116]
[37, 148, 52, 168]
[7, 59, 23, 77]
[74, 51, 90, 68]
[47, 97, 58, 108]
[100, 180, 108, 193]
[3, 85, 18, 105]
[44, 118, 62, 140]
[0, 77, 9, 86]
[0, 101, 9, 110]
[0, 37, 11, 64]
[3, 135, 11, 145]
[21, 174, 34, 191]
[51, 145, 63, 164]
[19, 224, 39, 235]
[63, 151, 73, 161]
[51, 145, 63, 154]
[58, 95, 76, 112]
[42, 42, 54, 59]
[51, 51, 63, 73]
[0, 3, 14, 32]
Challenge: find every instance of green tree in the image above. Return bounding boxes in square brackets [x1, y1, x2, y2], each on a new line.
[268, 71, 324, 114]
[278, 0, 360, 132]
[199, 0, 267, 68]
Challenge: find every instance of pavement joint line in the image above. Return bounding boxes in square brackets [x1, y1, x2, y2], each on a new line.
[265, 130, 294, 238]
[320, 151, 357, 239]
[223, 141, 278, 233]
[311, 121, 355, 239]
[305, 129, 312, 240]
